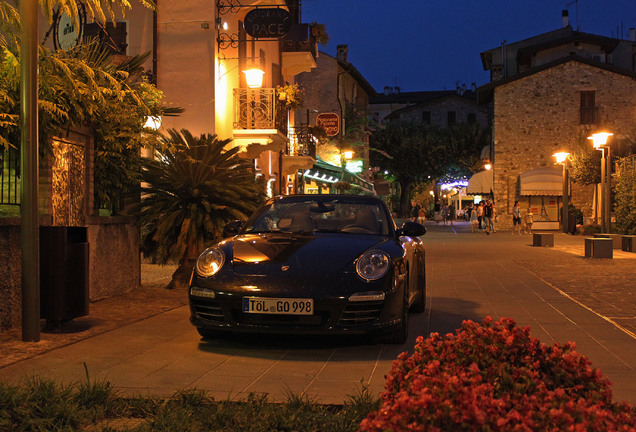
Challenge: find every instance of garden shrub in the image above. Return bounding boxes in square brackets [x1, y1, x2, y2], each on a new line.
[359, 317, 636, 431]
[577, 223, 602, 236]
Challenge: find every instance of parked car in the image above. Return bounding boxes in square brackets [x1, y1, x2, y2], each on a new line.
[189, 194, 426, 344]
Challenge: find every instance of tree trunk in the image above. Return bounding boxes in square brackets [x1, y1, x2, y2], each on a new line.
[399, 180, 412, 218]
[166, 241, 199, 290]
[166, 258, 195, 290]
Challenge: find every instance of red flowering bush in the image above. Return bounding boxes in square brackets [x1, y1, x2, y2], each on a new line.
[360, 317, 636, 431]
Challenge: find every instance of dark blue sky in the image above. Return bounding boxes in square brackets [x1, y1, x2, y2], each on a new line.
[301, 0, 635, 93]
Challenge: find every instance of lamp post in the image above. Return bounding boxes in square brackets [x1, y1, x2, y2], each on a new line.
[587, 132, 613, 233]
[553, 152, 570, 234]
[484, 162, 494, 201]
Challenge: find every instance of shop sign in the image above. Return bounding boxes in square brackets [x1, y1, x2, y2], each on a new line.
[315, 113, 340, 136]
[345, 160, 363, 174]
[244, 8, 292, 38]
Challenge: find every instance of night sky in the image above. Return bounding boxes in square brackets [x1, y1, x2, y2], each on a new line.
[301, 0, 636, 93]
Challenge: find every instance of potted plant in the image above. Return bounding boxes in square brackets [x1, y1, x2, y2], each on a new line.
[310, 22, 329, 45]
[276, 83, 304, 111]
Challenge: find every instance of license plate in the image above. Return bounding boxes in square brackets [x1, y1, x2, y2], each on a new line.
[242, 297, 313, 315]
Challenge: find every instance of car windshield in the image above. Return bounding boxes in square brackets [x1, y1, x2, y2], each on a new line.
[243, 198, 390, 235]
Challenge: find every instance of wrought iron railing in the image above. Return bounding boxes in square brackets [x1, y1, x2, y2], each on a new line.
[1, 149, 20, 206]
[279, 23, 317, 59]
[288, 126, 316, 158]
[233, 88, 287, 135]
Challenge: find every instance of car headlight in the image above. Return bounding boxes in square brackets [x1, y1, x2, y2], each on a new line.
[356, 250, 390, 281]
[195, 247, 225, 277]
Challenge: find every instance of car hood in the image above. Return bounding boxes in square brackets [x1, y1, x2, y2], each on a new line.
[230, 233, 392, 277]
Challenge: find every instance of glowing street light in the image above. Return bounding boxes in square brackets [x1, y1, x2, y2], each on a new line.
[553, 152, 571, 234]
[243, 66, 265, 89]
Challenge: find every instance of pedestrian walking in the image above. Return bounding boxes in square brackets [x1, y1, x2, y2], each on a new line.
[411, 201, 420, 222]
[434, 200, 441, 224]
[476, 201, 485, 232]
[525, 208, 534, 235]
[470, 204, 479, 232]
[512, 201, 521, 234]
[417, 207, 426, 224]
[448, 203, 456, 226]
[441, 203, 449, 226]
[484, 200, 495, 235]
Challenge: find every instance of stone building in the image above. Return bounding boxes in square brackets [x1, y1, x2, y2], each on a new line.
[477, 15, 636, 230]
[370, 87, 488, 129]
[478, 57, 636, 230]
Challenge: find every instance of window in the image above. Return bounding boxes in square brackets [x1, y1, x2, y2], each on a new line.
[467, 113, 476, 124]
[83, 21, 127, 55]
[422, 111, 431, 124]
[447, 111, 456, 126]
[580, 91, 597, 125]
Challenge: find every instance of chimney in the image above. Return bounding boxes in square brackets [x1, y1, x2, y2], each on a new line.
[337, 45, 349, 63]
[630, 28, 636, 41]
[384, 86, 391, 96]
[562, 10, 570, 28]
[471, 82, 477, 92]
[394, 86, 400, 94]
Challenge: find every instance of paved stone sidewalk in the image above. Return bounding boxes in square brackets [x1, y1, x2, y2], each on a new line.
[1, 222, 634, 404]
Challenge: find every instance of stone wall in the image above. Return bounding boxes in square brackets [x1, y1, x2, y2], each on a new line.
[492, 60, 636, 229]
[0, 218, 140, 332]
[0, 222, 22, 331]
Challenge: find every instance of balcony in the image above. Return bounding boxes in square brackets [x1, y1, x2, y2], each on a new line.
[280, 23, 317, 76]
[281, 126, 316, 176]
[233, 88, 289, 158]
[287, 126, 316, 158]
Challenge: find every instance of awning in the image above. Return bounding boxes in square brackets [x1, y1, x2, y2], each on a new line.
[303, 158, 374, 193]
[466, 170, 493, 195]
[519, 167, 562, 196]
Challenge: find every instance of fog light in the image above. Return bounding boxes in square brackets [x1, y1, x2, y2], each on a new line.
[190, 286, 216, 299]
[348, 291, 386, 302]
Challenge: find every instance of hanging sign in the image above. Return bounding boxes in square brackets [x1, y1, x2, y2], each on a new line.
[53, 0, 86, 51]
[315, 113, 340, 136]
[243, 8, 292, 38]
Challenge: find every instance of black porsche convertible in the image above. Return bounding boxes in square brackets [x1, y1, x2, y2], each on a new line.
[189, 194, 426, 344]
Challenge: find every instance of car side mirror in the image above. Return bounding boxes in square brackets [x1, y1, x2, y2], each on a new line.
[222, 220, 244, 238]
[397, 221, 426, 237]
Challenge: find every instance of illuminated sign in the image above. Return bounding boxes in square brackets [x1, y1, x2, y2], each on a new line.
[345, 160, 363, 174]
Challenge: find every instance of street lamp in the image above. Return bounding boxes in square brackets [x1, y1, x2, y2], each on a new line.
[243, 66, 265, 89]
[553, 152, 570, 234]
[587, 131, 613, 233]
[484, 161, 494, 201]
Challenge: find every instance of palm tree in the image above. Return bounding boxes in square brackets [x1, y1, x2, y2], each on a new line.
[140, 129, 265, 290]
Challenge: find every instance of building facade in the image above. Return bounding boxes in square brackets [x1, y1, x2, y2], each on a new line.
[477, 15, 636, 230]
[294, 45, 376, 194]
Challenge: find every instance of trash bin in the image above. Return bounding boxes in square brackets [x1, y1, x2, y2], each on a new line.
[567, 214, 577, 235]
[40, 226, 89, 328]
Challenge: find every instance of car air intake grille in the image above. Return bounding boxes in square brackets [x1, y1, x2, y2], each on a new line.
[338, 301, 383, 326]
[232, 310, 326, 327]
[194, 302, 224, 322]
